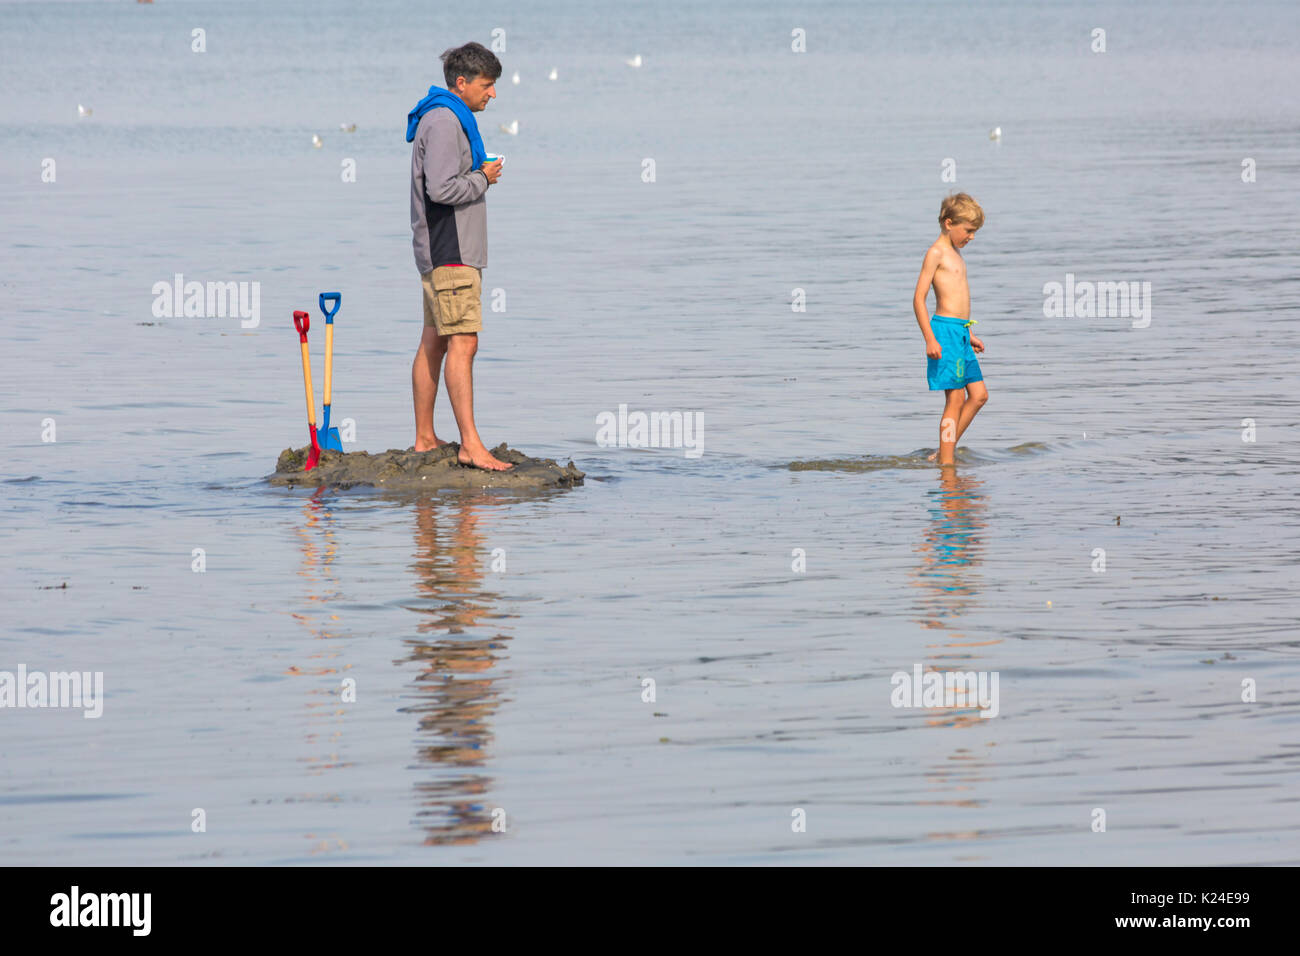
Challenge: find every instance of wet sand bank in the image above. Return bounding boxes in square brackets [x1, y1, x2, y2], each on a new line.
[269, 443, 586, 491]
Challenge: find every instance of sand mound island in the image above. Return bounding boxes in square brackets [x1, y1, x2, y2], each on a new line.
[270, 443, 585, 491]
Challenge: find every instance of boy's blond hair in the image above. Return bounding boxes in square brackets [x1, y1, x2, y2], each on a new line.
[938, 192, 984, 229]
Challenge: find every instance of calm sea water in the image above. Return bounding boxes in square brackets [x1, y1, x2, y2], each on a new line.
[2, 0, 1299, 864]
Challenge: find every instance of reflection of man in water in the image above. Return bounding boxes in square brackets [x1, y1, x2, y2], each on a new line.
[410, 492, 501, 632]
[403, 495, 511, 845]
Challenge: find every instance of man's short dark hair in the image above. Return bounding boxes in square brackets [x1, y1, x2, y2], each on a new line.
[441, 42, 502, 88]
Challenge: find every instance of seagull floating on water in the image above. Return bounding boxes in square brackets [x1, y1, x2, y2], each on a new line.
[625, 54, 642, 68]
[339, 122, 356, 133]
[77, 104, 92, 118]
[512, 71, 521, 85]
[499, 119, 518, 136]
[312, 134, 323, 149]
[547, 67, 558, 81]
[989, 126, 1002, 141]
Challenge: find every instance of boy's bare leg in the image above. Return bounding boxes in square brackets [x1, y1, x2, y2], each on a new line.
[935, 389, 965, 465]
[444, 332, 513, 471]
[953, 381, 988, 442]
[412, 327, 450, 452]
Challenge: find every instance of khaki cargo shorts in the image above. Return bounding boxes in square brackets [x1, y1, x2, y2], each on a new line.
[421, 264, 482, 335]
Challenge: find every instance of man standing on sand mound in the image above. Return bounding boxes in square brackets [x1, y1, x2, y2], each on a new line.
[407, 41, 511, 471]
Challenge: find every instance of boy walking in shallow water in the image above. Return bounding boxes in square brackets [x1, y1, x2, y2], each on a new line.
[913, 193, 988, 466]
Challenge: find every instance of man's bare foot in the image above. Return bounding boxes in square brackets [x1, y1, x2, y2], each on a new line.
[457, 447, 514, 471]
[413, 438, 450, 452]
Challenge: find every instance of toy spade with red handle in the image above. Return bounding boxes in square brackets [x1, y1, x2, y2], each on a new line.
[293, 310, 321, 471]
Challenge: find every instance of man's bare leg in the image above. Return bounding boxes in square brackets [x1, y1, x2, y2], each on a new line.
[953, 381, 988, 443]
[444, 332, 512, 471]
[412, 327, 450, 452]
[935, 389, 965, 465]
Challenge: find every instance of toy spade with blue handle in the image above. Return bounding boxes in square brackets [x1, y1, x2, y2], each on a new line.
[318, 292, 344, 451]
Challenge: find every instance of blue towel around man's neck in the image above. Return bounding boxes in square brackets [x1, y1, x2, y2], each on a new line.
[405, 84, 487, 170]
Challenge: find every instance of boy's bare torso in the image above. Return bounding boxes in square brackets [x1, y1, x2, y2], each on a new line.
[929, 238, 970, 318]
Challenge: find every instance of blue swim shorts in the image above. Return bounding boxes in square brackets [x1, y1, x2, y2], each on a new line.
[927, 315, 983, 390]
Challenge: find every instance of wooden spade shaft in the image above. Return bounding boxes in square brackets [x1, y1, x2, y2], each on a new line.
[323, 323, 334, 407]
[299, 340, 316, 427]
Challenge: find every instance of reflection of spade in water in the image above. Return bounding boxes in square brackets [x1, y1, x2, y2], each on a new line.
[285, 491, 353, 854]
[291, 490, 342, 618]
[400, 495, 512, 847]
[290, 494, 351, 771]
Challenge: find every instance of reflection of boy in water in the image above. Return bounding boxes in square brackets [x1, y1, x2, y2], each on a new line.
[913, 472, 998, 731]
[911, 470, 987, 629]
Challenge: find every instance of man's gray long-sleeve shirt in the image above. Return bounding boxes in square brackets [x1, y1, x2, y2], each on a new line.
[410, 107, 489, 274]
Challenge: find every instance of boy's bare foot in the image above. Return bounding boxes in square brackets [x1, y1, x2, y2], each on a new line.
[413, 438, 450, 452]
[457, 446, 514, 471]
